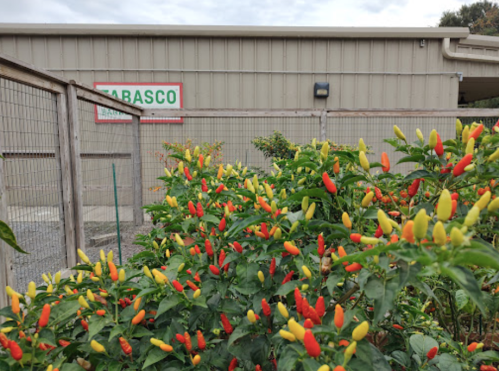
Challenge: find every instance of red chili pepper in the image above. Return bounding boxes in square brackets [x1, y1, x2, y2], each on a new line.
[453, 154, 473, 177]
[125, 298, 132, 306]
[205, 239, 214, 257]
[233, 241, 243, 253]
[345, 262, 363, 272]
[304, 330, 321, 357]
[196, 202, 204, 218]
[374, 187, 382, 200]
[219, 218, 226, 232]
[435, 133, 444, 157]
[220, 313, 233, 334]
[209, 265, 220, 276]
[201, 179, 208, 192]
[172, 280, 184, 292]
[96, 310, 106, 316]
[58, 339, 71, 347]
[194, 272, 201, 282]
[308, 307, 322, 325]
[9, 341, 23, 361]
[188, 201, 196, 216]
[215, 184, 224, 193]
[218, 249, 226, 267]
[184, 332, 192, 351]
[315, 296, 325, 317]
[186, 280, 200, 291]
[322, 172, 337, 194]
[469, 123, 484, 140]
[294, 287, 303, 314]
[269, 258, 276, 278]
[393, 324, 404, 330]
[262, 298, 271, 317]
[39, 303, 51, 328]
[81, 319, 89, 331]
[317, 234, 325, 258]
[451, 192, 459, 201]
[197, 330, 206, 350]
[255, 365, 262, 371]
[0, 334, 9, 349]
[304, 318, 314, 328]
[350, 233, 362, 243]
[228, 358, 238, 371]
[468, 342, 478, 352]
[119, 337, 132, 355]
[381, 152, 390, 172]
[119, 299, 126, 308]
[302, 298, 310, 318]
[282, 271, 294, 284]
[408, 179, 421, 198]
[260, 223, 270, 240]
[427, 346, 438, 359]
[198, 154, 204, 169]
[176, 334, 186, 343]
[374, 224, 383, 238]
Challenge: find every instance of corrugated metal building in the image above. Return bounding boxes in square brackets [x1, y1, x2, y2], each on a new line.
[1, 24, 499, 205]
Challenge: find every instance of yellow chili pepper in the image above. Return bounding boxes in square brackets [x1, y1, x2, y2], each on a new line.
[78, 296, 90, 309]
[278, 302, 289, 319]
[429, 129, 437, 149]
[288, 318, 305, 341]
[87, 289, 95, 302]
[91, 340, 105, 353]
[94, 262, 102, 277]
[279, 330, 296, 342]
[466, 137, 475, 155]
[358, 138, 366, 153]
[352, 321, 369, 341]
[305, 203, 316, 221]
[413, 208, 428, 239]
[433, 221, 446, 246]
[362, 192, 374, 208]
[258, 271, 265, 283]
[437, 189, 452, 222]
[464, 206, 481, 227]
[359, 151, 370, 172]
[77, 249, 91, 264]
[488, 197, 499, 212]
[456, 119, 463, 136]
[450, 227, 464, 247]
[342, 212, 352, 229]
[144, 266, 153, 279]
[54, 271, 61, 285]
[175, 234, 185, 247]
[462, 125, 470, 143]
[301, 266, 312, 280]
[476, 191, 491, 211]
[247, 310, 257, 323]
[416, 129, 424, 142]
[150, 338, 165, 347]
[27, 281, 36, 300]
[193, 289, 201, 299]
[394, 125, 406, 141]
[377, 210, 393, 235]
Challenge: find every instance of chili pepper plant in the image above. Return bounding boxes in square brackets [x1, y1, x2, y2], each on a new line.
[2, 121, 499, 370]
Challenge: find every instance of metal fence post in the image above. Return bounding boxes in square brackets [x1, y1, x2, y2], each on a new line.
[67, 85, 86, 256]
[0, 135, 14, 310]
[132, 115, 144, 226]
[320, 109, 327, 142]
[56, 92, 77, 268]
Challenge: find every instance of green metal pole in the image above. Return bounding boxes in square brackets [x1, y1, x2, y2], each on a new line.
[112, 163, 122, 265]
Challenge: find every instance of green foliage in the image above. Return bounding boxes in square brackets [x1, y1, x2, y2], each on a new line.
[3, 124, 499, 370]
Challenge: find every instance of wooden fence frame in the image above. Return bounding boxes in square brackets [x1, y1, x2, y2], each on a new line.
[1, 52, 499, 310]
[0, 54, 144, 309]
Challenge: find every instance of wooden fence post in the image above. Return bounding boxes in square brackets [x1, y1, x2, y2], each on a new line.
[0, 133, 14, 311]
[320, 109, 327, 142]
[132, 115, 143, 226]
[56, 92, 77, 268]
[67, 85, 85, 255]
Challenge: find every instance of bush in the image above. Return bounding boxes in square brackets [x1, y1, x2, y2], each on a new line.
[2, 122, 499, 371]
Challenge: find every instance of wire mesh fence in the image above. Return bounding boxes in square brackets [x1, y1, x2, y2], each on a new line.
[0, 77, 66, 291]
[77, 101, 144, 264]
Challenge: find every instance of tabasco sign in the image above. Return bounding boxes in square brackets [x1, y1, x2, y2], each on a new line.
[94, 83, 183, 123]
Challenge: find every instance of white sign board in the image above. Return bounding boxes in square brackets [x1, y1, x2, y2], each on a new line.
[94, 83, 183, 123]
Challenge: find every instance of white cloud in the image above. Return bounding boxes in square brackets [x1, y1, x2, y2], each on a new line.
[0, 0, 480, 26]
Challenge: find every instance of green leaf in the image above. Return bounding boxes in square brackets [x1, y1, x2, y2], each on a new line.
[391, 350, 410, 367]
[409, 334, 438, 360]
[440, 265, 486, 314]
[200, 215, 220, 225]
[51, 300, 81, 326]
[437, 353, 462, 371]
[455, 290, 469, 310]
[0, 220, 28, 254]
[228, 326, 251, 347]
[397, 154, 426, 165]
[88, 316, 113, 340]
[471, 350, 499, 364]
[365, 276, 398, 324]
[142, 347, 169, 369]
[452, 247, 499, 270]
[275, 280, 300, 296]
[108, 324, 126, 341]
[341, 175, 367, 187]
[227, 215, 267, 237]
[61, 365, 85, 371]
[156, 295, 181, 319]
[326, 273, 343, 296]
[404, 170, 435, 181]
[302, 358, 322, 371]
[288, 188, 332, 204]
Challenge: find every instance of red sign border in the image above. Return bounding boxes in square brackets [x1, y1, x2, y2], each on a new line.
[93, 82, 184, 124]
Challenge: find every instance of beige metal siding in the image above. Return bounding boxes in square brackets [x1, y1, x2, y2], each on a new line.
[0, 36, 462, 109]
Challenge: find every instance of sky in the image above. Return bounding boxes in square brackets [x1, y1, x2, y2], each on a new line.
[0, 0, 483, 27]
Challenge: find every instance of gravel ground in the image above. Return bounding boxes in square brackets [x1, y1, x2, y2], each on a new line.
[10, 220, 153, 291]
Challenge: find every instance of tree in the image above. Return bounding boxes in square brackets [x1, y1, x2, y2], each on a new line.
[439, 0, 499, 36]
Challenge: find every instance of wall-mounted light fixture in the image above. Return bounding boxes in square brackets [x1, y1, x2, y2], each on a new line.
[314, 82, 329, 98]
